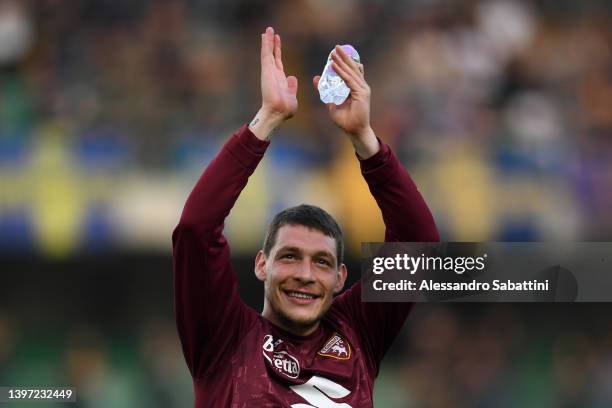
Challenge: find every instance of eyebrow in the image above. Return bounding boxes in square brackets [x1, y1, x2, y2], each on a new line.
[276, 246, 335, 260]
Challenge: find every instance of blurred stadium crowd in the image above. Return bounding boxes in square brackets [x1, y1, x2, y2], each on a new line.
[1, 0, 611, 256]
[1, 0, 612, 407]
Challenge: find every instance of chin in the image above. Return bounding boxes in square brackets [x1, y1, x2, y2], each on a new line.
[285, 311, 321, 327]
[287, 300, 335, 326]
[276, 305, 325, 331]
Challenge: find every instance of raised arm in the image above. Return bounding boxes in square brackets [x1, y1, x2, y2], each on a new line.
[314, 45, 438, 242]
[172, 27, 297, 379]
[319, 46, 439, 375]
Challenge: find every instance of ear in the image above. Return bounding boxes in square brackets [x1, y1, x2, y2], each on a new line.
[334, 263, 348, 294]
[254, 250, 267, 282]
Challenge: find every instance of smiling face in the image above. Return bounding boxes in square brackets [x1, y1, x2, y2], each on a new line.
[255, 224, 347, 336]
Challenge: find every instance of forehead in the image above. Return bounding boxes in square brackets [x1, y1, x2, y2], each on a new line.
[273, 225, 336, 256]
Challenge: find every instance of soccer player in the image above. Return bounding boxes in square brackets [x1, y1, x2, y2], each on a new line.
[172, 27, 439, 407]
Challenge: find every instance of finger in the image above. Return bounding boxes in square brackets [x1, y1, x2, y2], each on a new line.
[332, 49, 364, 88]
[331, 60, 363, 93]
[334, 45, 360, 72]
[261, 27, 274, 66]
[332, 53, 361, 82]
[274, 34, 283, 70]
[332, 61, 368, 95]
[287, 75, 298, 94]
[335, 47, 366, 81]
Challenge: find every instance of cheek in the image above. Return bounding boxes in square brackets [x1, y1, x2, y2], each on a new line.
[265, 266, 289, 287]
[319, 273, 339, 293]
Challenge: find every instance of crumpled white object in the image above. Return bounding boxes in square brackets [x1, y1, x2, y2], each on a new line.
[317, 45, 360, 105]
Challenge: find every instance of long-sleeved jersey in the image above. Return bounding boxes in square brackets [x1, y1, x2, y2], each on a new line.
[172, 125, 439, 407]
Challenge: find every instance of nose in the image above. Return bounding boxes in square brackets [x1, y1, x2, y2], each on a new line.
[293, 258, 315, 282]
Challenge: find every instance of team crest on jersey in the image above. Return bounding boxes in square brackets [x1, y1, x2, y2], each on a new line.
[262, 334, 300, 379]
[318, 332, 351, 360]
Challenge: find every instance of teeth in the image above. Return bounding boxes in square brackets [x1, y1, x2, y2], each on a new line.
[288, 292, 314, 300]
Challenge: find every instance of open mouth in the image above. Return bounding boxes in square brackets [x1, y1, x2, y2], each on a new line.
[282, 290, 320, 305]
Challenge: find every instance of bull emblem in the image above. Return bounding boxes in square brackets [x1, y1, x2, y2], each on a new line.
[318, 333, 351, 360]
[331, 344, 347, 357]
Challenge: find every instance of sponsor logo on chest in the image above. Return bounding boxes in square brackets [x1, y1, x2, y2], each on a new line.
[262, 334, 300, 379]
[318, 332, 351, 360]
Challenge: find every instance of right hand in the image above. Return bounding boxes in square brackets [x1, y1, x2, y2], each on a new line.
[250, 27, 298, 140]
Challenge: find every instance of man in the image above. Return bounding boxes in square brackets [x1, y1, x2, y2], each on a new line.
[173, 27, 439, 407]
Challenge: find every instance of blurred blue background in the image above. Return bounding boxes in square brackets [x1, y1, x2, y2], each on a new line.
[1, 0, 611, 406]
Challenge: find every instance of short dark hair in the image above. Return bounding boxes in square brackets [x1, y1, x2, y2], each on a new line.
[263, 204, 344, 265]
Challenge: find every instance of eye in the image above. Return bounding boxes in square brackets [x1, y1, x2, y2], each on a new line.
[316, 258, 331, 267]
[282, 254, 296, 260]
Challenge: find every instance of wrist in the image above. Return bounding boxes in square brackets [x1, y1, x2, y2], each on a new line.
[350, 127, 380, 159]
[248, 108, 285, 141]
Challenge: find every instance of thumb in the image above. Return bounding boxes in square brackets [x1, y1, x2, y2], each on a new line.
[287, 75, 298, 94]
[313, 75, 321, 89]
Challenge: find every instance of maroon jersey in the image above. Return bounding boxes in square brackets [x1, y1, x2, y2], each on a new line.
[172, 125, 439, 407]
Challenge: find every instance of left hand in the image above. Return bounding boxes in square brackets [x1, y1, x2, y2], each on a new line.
[313, 46, 372, 137]
[313, 45, 379, 158]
